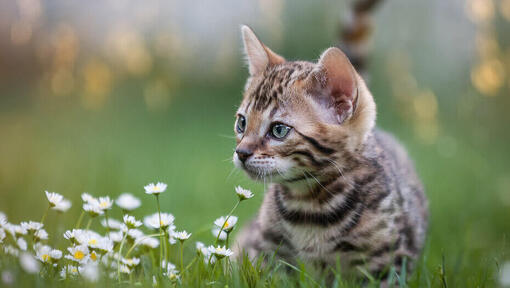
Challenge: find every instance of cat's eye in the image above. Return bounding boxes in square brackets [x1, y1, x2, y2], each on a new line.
[271, 123, 291, 139]
[236, 115, 246, 133]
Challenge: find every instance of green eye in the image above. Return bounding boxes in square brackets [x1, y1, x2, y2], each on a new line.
[236, 115, 246, 133]
[271, 123, 291, 139]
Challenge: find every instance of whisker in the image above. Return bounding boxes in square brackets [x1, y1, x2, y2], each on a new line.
[226, 166, 239, 181]
[218, 134, 237, 139]
[304, 170, 336, 198]
[325, 158, 355, 191]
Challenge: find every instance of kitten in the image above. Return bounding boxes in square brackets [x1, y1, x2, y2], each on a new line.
[232, 25, 428, 282]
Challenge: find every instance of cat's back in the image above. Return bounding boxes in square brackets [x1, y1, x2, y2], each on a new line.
[371, 128, 429, 253]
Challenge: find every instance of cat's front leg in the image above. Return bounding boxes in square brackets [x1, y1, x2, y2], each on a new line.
[233, 218, 295, 265]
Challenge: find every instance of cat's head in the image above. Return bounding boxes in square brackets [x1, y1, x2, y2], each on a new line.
[233, 26, 376, 183]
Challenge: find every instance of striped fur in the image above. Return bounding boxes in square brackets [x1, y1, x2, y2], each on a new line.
[233, 26, 428, 282]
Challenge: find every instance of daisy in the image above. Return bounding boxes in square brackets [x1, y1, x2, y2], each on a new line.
[127, 229, 144, 240]
[81, 193, 97, 204]
[83, 203, 104, 217]
[53, 199, 72, 212]
[36, 245, 62, 264]
[214, 216, 238, 233]
[101, 218, 123, 230]
[45, 191, 64, 207]
[115, 193, 141, 211]
[80, 263, 99, 282]
[4, 245, 19, 256]
[122, 257, 140, 267]
[118, 264, 131, 274]
[211, 227, 227, 241]
[34, 229, 49, 241]
[64, 229, 83, 244]
[95, 238, 114, 254]
[500, 261, 510, 287]
[45, 191, 71, 211]
[144, 212, 175, 229]
[144, 182, 167, 195]
[235, 186, 254, 201]
[65, 245, 89, 264]
[108, 231, 124, 243]
[97, 196, 113, 211]
[17, 238, 27, 251]
[4, 224, 27, 237]
[208, 245, 234, 259]
[19, 253, 41, 274]
[138, 237, 159, 249]
[173, 230, 191, 242]
[162, 261, 179, 281]
[123, 215, 142, 229]
[0, 211, 7, 226]
[20, 221, 43, 232]
[0, 228, 5, 243]
[60, 265, 79, 279]
[75, 230, 102, 247]
[195, 241, 209, 256]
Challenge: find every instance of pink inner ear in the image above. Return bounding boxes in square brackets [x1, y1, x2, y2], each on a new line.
[316, 48, 358, 123]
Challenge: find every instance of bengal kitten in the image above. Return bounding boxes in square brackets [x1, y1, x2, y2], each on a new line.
[232, 26, 428, 281]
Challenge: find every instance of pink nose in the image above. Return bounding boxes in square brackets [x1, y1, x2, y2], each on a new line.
[236, 148, 253, 163]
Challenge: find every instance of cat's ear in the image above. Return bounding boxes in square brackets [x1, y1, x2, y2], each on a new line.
[241, 25, 285, 75]
[307, 47, 358, 124]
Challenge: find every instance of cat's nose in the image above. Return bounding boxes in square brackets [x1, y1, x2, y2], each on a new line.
[236, 148, 253, 163]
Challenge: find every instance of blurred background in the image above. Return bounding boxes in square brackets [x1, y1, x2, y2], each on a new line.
[0, 0, 509, 285]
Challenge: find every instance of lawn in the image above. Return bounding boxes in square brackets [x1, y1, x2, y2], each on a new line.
[0, 77, 509, 287]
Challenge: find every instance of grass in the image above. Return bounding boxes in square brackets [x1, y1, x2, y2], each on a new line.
[0, 82, 509, 287]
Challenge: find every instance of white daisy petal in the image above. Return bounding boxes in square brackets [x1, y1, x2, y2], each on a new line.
[53, 199, 72, 212]
[97, 196, 113, 211]
[83, 203, 104, 217]
[19, 253, 41, 274]
[115, 193, 141, 211]
[101, 218, 123, 230]
[173, 231, 191, 241]
[213, 216, 238, 233]
[143, 213, 175, 230]
[123, 215, 142, 229]
[235, 186, 254, 201]
[207, 245, 234, 259]
[144, 182, 168, 195]
[211, 227, 227, 241]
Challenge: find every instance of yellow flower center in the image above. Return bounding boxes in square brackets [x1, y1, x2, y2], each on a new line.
[74, 250, 85, 260]
[160, 220, 164, 226]
[42, 254, 50, 262]
[223, 221, 229, 229]
[100, 202, 108, 208]
[88, 239, 97, 245]
[90, 252, 97, 261]
[71, 268, 78, 273]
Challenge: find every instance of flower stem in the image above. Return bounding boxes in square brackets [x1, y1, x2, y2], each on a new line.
[104, 210, 111, 236]
[86, 218, 93, 230]
[156, 195, 164, 274]
[180, 242, 184, 274]
[208, 200, 240, 265]
[125, 233, 164, 258]
[40, 204, 51, 225]
[214, 200, 239, 246]
[75, 211, 85, 228]
[117, 230, 129, 282]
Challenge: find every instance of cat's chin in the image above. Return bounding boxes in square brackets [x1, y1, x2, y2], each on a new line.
[238, 166, 287, 183]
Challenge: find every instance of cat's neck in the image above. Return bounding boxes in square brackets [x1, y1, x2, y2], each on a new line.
[274, 130, 377, 204]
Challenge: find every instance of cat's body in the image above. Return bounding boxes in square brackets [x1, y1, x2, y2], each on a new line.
[235, 129, 427, 278]
[232, 26, 428, 282]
